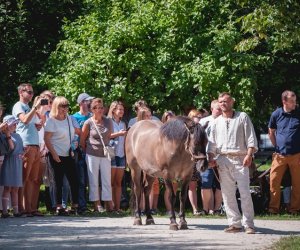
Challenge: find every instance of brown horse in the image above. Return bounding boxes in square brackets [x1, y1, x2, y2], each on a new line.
[125, 116, 207, 230]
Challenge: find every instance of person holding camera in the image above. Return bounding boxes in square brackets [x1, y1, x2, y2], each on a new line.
[44, 96, 79, 215]
[12, 83, 43, 217]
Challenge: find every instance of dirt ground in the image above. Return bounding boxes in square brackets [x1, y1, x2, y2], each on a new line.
[0, 216, 300, 249]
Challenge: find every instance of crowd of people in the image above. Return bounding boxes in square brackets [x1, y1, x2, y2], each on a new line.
[0, 84, 300, 235]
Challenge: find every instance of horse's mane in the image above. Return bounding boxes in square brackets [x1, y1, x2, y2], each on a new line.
[160, 116, 191, 141]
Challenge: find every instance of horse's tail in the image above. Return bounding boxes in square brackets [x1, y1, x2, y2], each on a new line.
[130, 169, 145, 216]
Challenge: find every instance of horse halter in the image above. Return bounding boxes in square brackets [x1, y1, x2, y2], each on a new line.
[183, 123, 207, 162]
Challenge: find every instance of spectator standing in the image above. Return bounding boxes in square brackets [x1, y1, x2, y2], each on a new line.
[12, 83, 42, 216]
[44, 96, 79, 215]
[199, 100, 223, 215]
[207, 92, 257, 234]
[72, 93, 94, 214]
[0, 115, 23, 218]
[268, 90, 300, 215]
[80, 98, 114, 212]
[107, 101, 128, 212]
[187, 109, 202, 215]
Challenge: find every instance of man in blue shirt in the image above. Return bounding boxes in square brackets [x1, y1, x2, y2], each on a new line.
[72, 93, 94, 214]
[12, 83, 43, 216]
[268, 90, 300, 215]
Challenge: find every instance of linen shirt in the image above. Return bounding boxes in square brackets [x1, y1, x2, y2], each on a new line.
[207, 111, 258, 156]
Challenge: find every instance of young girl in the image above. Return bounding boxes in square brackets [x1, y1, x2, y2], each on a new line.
[0, 115, 23, 218]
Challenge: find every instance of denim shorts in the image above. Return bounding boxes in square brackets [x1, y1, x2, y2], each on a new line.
[200, 168, 221, 190]
[111, 156, 126, 169]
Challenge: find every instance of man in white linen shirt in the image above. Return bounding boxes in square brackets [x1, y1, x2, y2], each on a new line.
[207, 92, 258, 234]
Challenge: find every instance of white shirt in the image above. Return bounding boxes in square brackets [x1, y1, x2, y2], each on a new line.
[44, 116, 74, 156]
[207, 111, 258, 156]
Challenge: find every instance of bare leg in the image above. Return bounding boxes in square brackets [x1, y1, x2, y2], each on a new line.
[201, 188, 213, 213]
[188, 181, 198, 213]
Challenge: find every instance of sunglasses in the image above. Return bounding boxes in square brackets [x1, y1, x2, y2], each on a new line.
[59, 104, 69, 109]
[23, 90, 34, 95]
[92, 106, 104, 110]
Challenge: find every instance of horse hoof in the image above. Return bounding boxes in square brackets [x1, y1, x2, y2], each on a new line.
[133, 218, 142, 225]
[146, 218, 155, 225]
[178, 222, 188, 230]
[169, 223, 178, 231]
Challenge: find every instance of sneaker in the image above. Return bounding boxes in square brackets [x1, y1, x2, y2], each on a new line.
[224, 226, 242, 233]
[245, 227, 255, 234]
[57, 208, 69, 216]
[193, 210, 207, 216]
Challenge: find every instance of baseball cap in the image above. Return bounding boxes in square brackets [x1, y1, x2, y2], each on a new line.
[77, 93, 94, 104]
[3, 115, 19, 126]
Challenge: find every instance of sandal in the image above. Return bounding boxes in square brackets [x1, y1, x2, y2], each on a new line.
[57, 208, 69, 216]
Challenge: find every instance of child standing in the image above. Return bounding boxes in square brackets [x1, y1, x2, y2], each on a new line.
[0, 115, 23, 218]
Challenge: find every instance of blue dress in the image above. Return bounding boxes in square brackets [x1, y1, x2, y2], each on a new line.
[0, 133, 24, 187]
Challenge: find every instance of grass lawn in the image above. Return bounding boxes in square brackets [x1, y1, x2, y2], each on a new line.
[269, 236, 300, 250]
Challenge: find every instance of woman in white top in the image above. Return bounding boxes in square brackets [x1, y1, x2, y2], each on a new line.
[107, 101, 127, 212]
[44, 96, 79, 215]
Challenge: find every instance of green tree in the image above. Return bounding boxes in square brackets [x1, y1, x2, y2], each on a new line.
[0, 0, 84, 112]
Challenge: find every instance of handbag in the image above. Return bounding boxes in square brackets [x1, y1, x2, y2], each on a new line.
[66, 116, 75, 160]
[91, 118, 115, 160]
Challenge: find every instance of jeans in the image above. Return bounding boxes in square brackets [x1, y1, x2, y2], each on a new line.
[74, 149, 87, 209]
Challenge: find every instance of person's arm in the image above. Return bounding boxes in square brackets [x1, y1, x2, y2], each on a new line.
[3, 128, 14, 151]
[268, 128, 276, 147]
[0, 122, 8, 132]
[80, 123, 89, 152]
[110, 130, 127, 139]
[17, 99, 42, 125]
[44, 131, 60, 162]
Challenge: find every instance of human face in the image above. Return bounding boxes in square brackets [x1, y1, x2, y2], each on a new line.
[283, 95, 297, 112]
[21, 87, 34, 102]
[92, 104, 104, 114]
[144, 111, 152, 120]
[80, 99, 91, 112]
[114, 105, 124, 119]
[211, 104, 222, 117]
[58, 103, 69, 116]
[218, 95, 234, 113]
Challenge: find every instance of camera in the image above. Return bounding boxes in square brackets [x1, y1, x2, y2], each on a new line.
[40, 99, 49, 105]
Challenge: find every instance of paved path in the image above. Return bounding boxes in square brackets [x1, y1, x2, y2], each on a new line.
[0, 216, 300, 249]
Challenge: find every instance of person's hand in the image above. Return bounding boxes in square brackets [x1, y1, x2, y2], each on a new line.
[119, 129, 127, 136]
[0, 122, 8, 132]
[52, 152, 61, 163]
[243, 155, 252, 167]
[33, 97, 42, 110]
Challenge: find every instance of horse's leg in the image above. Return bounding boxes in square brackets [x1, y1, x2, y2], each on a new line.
[131, 169, 143, 225]
[144, 175, 155, 225]
[165, 179, 178, 230]
[178, 179, 189, 230]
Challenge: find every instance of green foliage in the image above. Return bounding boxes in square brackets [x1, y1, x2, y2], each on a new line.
[270, 236, 300, 250]
[38, 0, 262, 116]
[0, 0, 84, 112]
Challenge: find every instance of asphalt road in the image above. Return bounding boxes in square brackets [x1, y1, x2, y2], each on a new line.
[0, 216, 300, 249]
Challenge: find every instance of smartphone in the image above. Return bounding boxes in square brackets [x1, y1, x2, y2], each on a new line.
[126, 127, 130, 131]
[40, 99, 49, 105]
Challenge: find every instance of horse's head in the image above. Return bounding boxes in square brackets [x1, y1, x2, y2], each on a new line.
[183, 119, 208, 172]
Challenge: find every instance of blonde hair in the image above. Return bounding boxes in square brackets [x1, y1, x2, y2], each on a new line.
[188, 109, 201, 119]
[137, 106, 151, 121]
[107, 101, 124, 118]
[50, 96, 69, 118]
